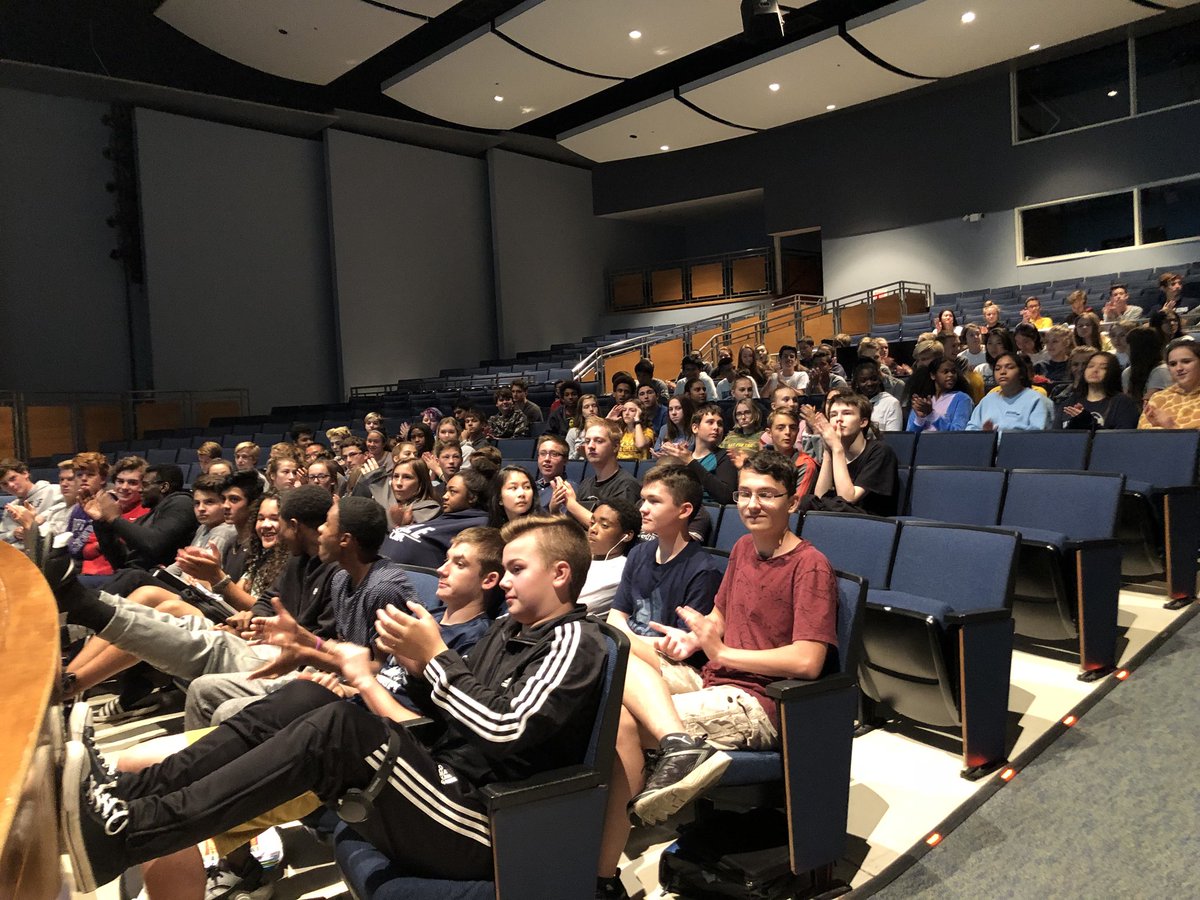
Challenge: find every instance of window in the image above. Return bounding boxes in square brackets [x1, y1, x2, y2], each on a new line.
[1020, 193, 1134, 261]
[1015, 42, 1129, 141]
[1018, 176, 1200, 264]
[1136, 20, 1200, 113]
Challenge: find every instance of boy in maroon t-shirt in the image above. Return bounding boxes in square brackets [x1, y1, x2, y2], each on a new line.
[595, 451, 838, 894]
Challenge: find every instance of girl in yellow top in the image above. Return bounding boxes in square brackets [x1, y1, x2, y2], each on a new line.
[720, 397, 765, 454]
[617, 400, 655, 460]
[1140, 338, 1200, 430]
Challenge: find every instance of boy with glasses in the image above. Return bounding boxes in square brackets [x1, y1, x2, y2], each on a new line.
[533, 434, 575, 510]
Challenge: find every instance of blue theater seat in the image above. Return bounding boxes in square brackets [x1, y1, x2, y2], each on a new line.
[913, 431, 997, 468]
[999, 469, 1125, 678]
[905, 466, 1006, 527]
[994, 430, 1091, 471]
[334, 624, 629, 900]
[496, 438, 535, 459]
[861, 521, 1019, 776]
[692, 571, 866, 884]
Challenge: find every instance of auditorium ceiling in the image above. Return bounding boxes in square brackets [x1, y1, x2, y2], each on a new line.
[2, 0, 1197, 163]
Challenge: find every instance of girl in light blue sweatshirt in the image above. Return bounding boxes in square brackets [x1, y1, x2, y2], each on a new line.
[966, 352, 1052, 432]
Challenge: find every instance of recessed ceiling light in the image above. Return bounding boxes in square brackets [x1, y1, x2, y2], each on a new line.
[961, 11, 976, 23]
[1107, 89, 1119, 97]
[659, 145, 669, 151]
[628, 30, 642, 40]
[1028, 43, 1040, 51]
[493, 95, 504, 102]
[653, 47, 669, 56]
[520, 106, 534, 114]
[826, 103, 837, 110]
[768, 83, 781, 92]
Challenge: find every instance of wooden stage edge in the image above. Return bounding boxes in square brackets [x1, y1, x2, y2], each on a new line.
[0, 542, 65, 899]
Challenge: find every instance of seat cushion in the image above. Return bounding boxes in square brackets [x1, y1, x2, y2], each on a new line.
[718, 751, 784, 786]
[868, 589, 956, 624]
[334, 824, 493, 900]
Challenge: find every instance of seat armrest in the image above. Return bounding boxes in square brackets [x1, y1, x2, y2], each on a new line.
[1061, 537, 1121, 552]
[1157, 485, 1200, 497]
[481, 765, 601, 810]
[767, 671, 855, 702]
[943, 607, 1011, 626]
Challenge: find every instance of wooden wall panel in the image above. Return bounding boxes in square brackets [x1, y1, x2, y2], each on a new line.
[690, 326, 724, 360]
[194, 400, 242, 428]
[135, 402, 183, 438]
[25, 406, 73, 459]
[602, 349, 644, 389]
[611, 273, 645, 309]
[82, 404, 124, 450]
[0, 407, 15, 458]
[802, 312, 834, 343]
[731, 256, 768, 294]
[873, 292, 902, 325]
[841, 305, 870, 335]
[650, 339, 684, 383]
[689, 262, 724, 299]
[650, 268, 684, 305]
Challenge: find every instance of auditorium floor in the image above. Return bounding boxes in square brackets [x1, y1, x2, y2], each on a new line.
[77, 583, 1191, 900]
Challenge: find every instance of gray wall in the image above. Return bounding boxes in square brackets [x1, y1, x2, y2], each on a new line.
[0, 87, 132, 393]
[488, 149, 683, 356]
[135, 108, 337, 413]
[327, 129, 495, 388]
[592, 70, 1200, 297]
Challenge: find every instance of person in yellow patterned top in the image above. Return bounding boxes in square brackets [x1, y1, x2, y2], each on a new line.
[1139, 338, 1200, 430]
[617, 400, 655, 460]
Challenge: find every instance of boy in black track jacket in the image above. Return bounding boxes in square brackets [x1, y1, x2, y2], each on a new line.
[59, 514, 608, 893]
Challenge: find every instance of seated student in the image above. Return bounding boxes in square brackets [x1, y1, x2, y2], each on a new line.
[8, 459, 76, 548]
[566, 394, 601, 458]
[762, 344, 810, 394]
[907, 358, 974, 432]
[381, 458, 442, 527]
[672, 355, 719, 400]
[680, 376, 710, 406]
[510, 378, 544, 423]
[77, 456, 150, 579]
[851, 359, 903, 431]
[234, 441, 270, 490]
[657, 404, 737, 504]
[720, 397, 764, 455]
[466, 446, 502, 481]
[425, 439, 464, 487]
[761, 409, 818, 498]
[958, 324, 987, 370]
[610, 371, 637, 405]
[655, 395, 696, 454]
[51, 491, 398, 727]
[89, 463, 195, 574]
[975, 327, 1016, 390]
[267, 454, 301, 492]
[489, 387, 530, 439]
[578, 499, 640, 617]
[967, 352, 1053, 432]
[634, 357, 672, 404]
[1123, 324, 1172, 404]
[1022, 296, 1054, 330]
[58, 515, 608, 895]
[460, 408, 493, 459]
[0, 456, 64, 549]
[637, 382, 669, 435]
[545, 379, 584, 436]
[1139, 337, 1200, 431]
[1036, 325, 1074, 383]
[1057, 351, 1140, 430]
[596, 450, 838, 891]
[532, 433, 574, 509]
[806, 348, 848, 394]
[559, 417, 643, 527]
[606, 466, 723, 668]
[1014, 322, 1049, 367]
[615, 400, 655, 461]
[800, 395, 899, 517]
[488, 465, 539, 527]
[380, 468, 492, 570]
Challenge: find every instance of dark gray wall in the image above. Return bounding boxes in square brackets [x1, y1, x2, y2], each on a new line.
[488, 149, 683, 356]
[593, 71, 1200, 296]
[0, 87, 132, 393]
[326, 129, 495, 389]
[135, 108, 337, 413]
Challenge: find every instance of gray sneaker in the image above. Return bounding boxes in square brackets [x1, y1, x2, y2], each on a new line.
[629, 737, 730, 826]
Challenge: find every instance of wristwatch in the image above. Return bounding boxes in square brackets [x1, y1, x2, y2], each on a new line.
[212, 574, 233, 593]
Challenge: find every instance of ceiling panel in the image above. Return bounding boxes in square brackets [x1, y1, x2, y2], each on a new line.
[382, 30, 613, 129]
[681, 30, 923, 131]
[373, 0, 460, 15]
[496, 0, 742, 79]
[156, 0, 424, 85]
[559, 95, 754, 163]
[848, 0, 1160, 80]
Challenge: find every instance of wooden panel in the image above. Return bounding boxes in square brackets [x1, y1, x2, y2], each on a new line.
[727, 315, 761, 347]
[730, 255, 768, 294]
[0, 407, 15, 458]
[82, 404, 125, 450]
[602, 349, 644, 389]
[689, 262, 724, 299]
[25, 406, 73, 459]
[904, 290, 930, 314]
[0, 543, 63, 900]
[764, 313, 797, 354]
[873, 292, 902, 326]
[611, 273, 645, 309]
[650, 268, 684, 305]
[801, 312, 834, 343]
[690, 325, 724, 360]
[650, 338, 684, 384]
[195, 400, 242, 428]
[136, 401, 184, 438]
[841, 304, 871, 336]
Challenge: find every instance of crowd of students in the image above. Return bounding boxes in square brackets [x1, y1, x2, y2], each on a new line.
[1, 275, 1196, 900]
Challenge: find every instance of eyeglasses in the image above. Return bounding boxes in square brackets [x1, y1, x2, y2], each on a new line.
[537, 449, 565, 459]
[735, 489, 789, 504]
[309, 473, 332, 481]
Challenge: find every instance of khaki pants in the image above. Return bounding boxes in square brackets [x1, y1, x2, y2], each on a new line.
[661, 664, 779, 751]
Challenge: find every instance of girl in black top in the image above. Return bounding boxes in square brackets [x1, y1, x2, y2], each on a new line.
[1057, 351, 1139, 430]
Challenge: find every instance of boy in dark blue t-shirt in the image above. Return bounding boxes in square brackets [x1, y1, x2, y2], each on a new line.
[608, 464, 723, 671]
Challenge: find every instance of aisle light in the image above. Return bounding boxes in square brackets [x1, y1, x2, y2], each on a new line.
[925, 832, 943, 846]
[999, 768, 1016, 782]
[1062, 715, 1077, 727]
[1115, 669, 1130, 680]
